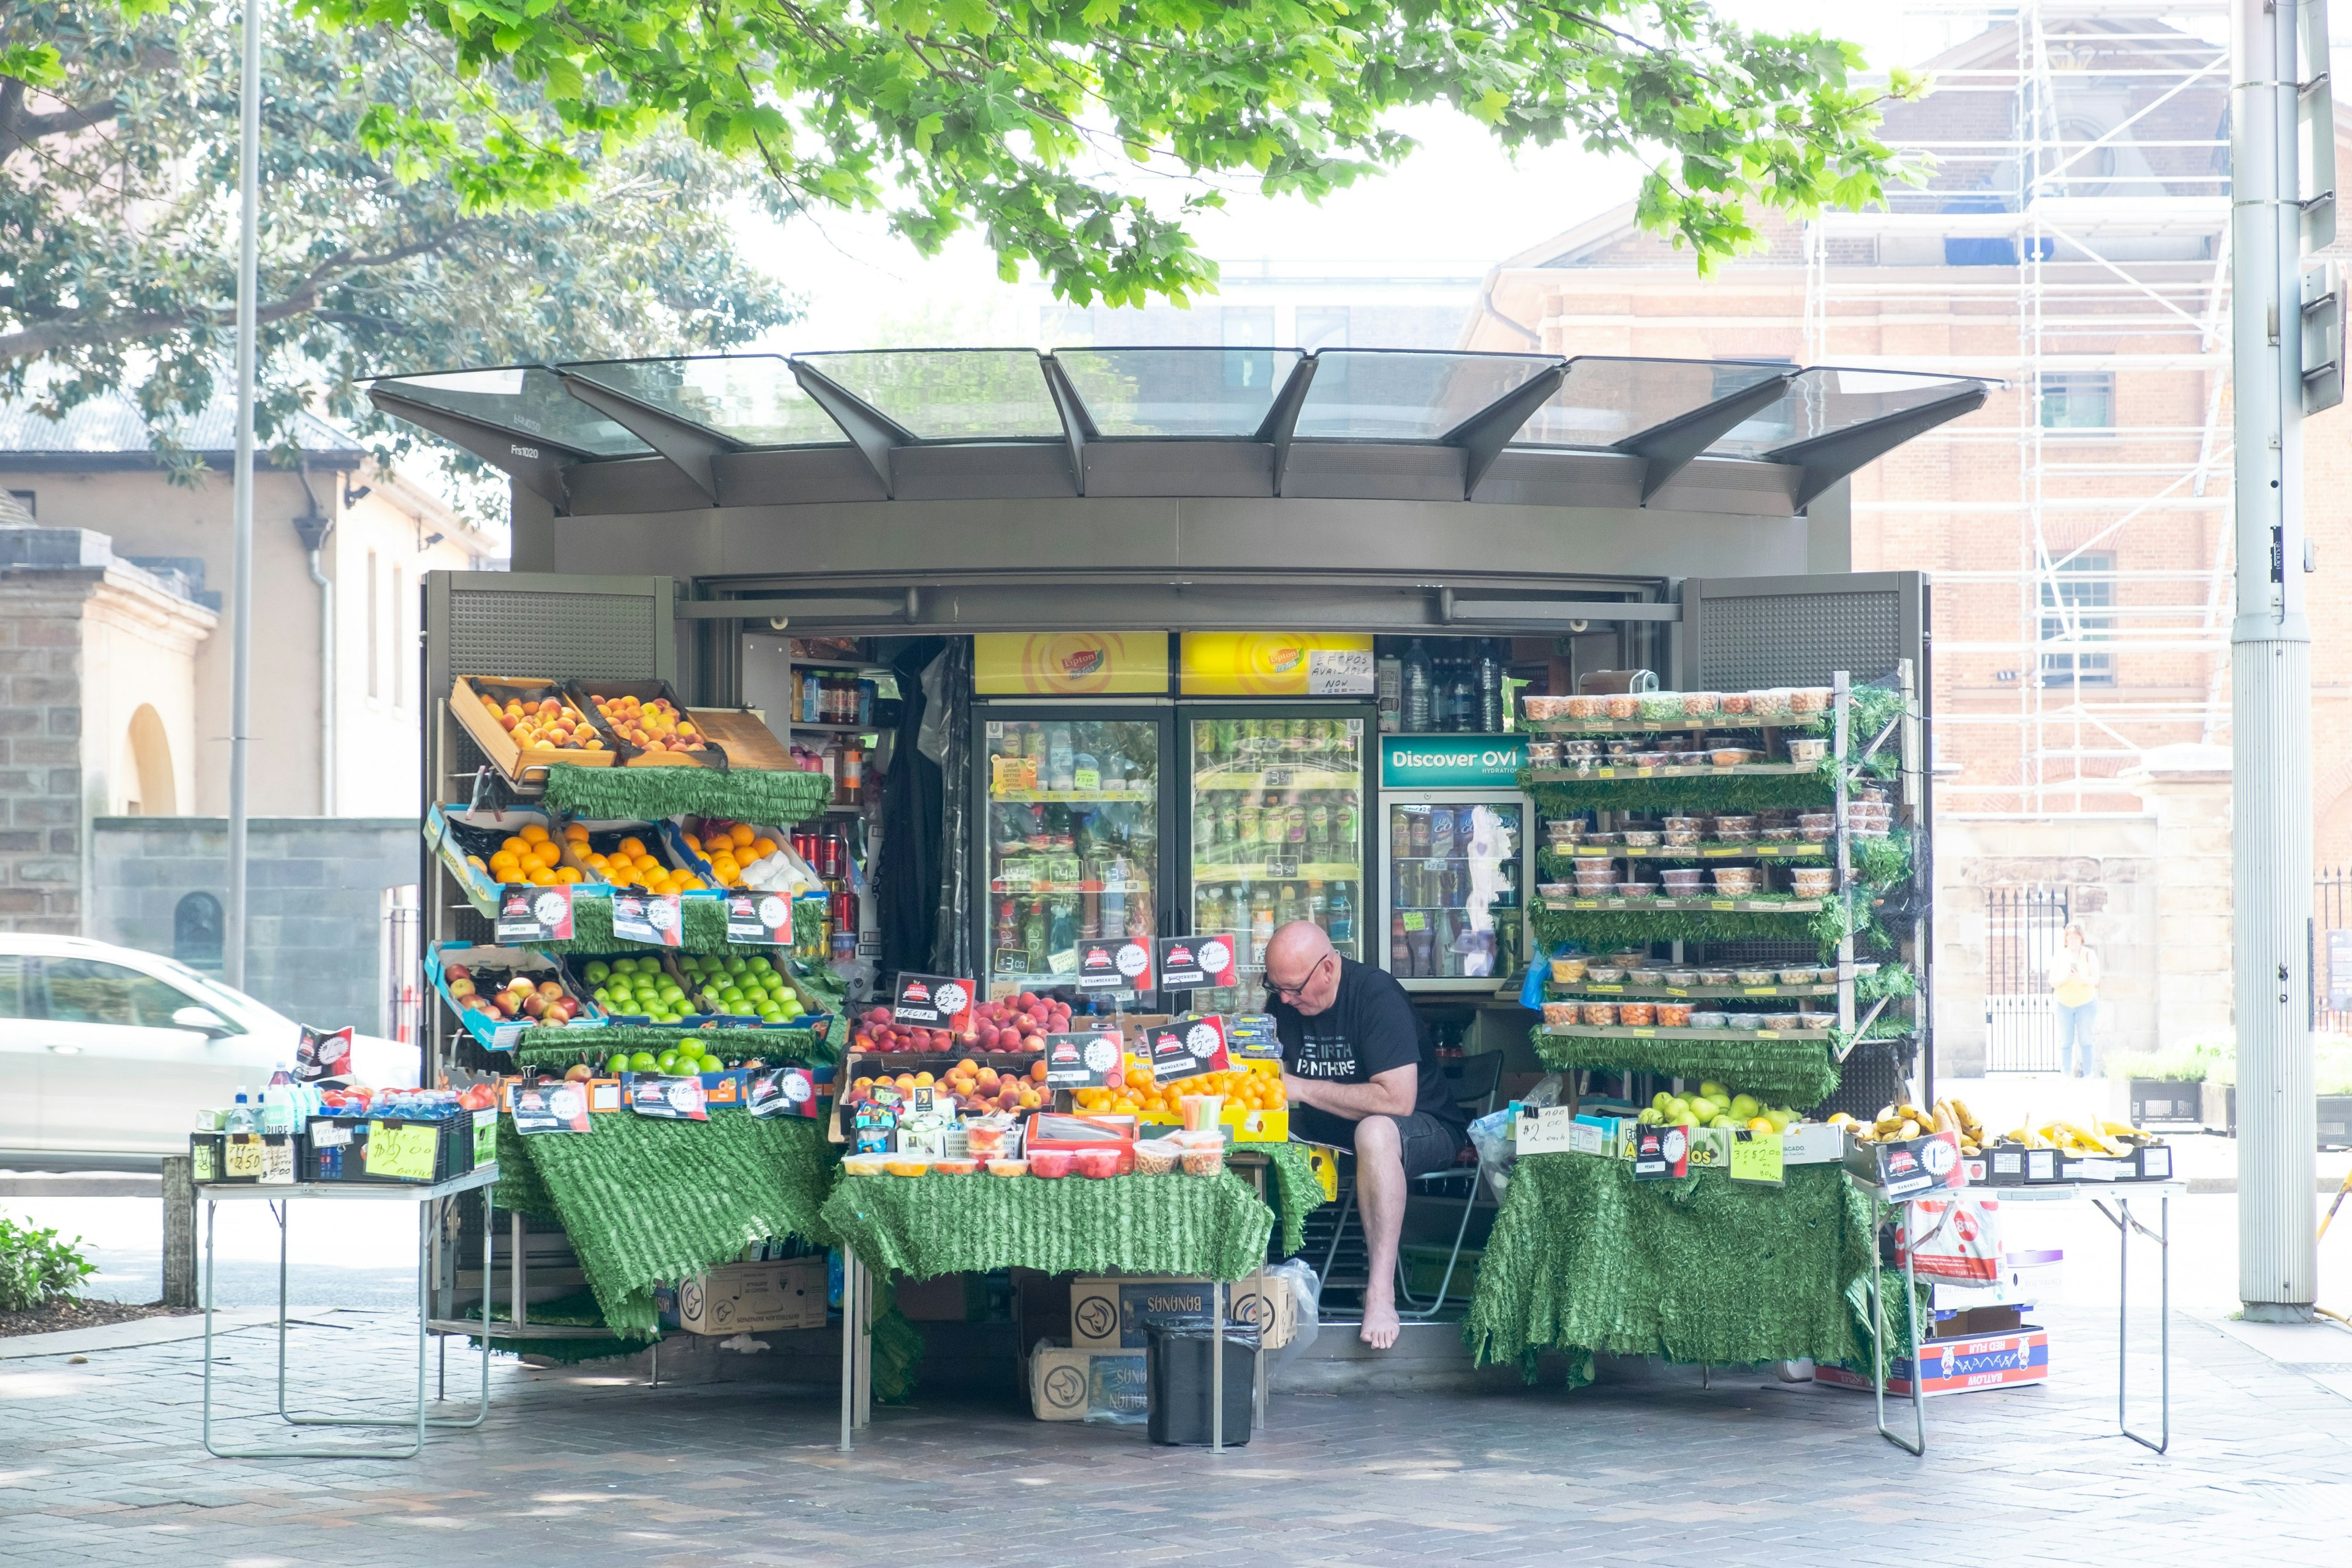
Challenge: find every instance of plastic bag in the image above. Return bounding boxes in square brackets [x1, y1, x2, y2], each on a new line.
[1467, 1108, 1516, 1198]
[1899, 1195, 2004, 1283]
[1262, 1257, 1321, 1369]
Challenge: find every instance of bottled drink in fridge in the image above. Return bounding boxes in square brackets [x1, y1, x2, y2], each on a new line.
[1306, 880, 1329, 930]
[1390, 913, 1410, 973]
[1477, 639, 1504, 733]
[1446, 662, 1476, 733]
[1329, 881, 1354, 948]
[1024, 900, 1048, 973]
[1046, 725, 1076, 792]
[1250, 888, 1276, 965]
[1390, 807, 1411, 862]
[1307, 802, 1330, 854]
[1377, 652, 1403, 733]
[1334, 801, 1357, 854]
[1401, 639, 1434, 731]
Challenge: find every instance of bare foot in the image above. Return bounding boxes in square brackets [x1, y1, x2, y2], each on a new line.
[1359, 1302, 1401, 1350]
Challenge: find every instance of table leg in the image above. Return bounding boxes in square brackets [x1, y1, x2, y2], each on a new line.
[1212, 1281, 1227, 1452]
[855, 1258, 872, 1428]
[1871, 1196, 1928, 1457]
[424, 1187, 494, 1430]
[2106, 1191, 2171, 1454]
[201, 1199, 221, 1458]
[839, 1247, 856, 1454]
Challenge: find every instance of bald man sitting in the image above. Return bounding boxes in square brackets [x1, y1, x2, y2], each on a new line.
[1262, 921, 1469, 1349]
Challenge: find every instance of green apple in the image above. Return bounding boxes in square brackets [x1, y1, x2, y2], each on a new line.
[1652, 1090, 1673, 1112]
[1709, 1115, 1736, 1129]
[1686, 1096, 1719, 1122]
[1729, 1094, 1761, 1122]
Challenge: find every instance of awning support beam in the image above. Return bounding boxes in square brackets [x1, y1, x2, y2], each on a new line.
[1039, 353, 1097, 497]
[1444, 363, 1569, 500]
[1256, 355, 1321, 496]
[790, 361, 916, 498]
[1616, 371, 1800, 504]
[364, 388, 578, 510]
[556, 370, 741, 505]
[1769, 386, 1992, 510]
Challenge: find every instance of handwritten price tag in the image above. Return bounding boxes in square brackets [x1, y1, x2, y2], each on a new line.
[366, 1121, 439, 1181]
[1729, 1130, 1785, 1185]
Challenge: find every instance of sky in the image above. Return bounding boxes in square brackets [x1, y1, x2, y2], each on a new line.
[750, 1, 1978, 352]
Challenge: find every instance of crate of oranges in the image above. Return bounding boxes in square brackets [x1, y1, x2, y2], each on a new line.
[1069, 1055, 1289, 1142]
[672, 818, 785, 889]
[556, 821, 710, 895]
[478, 821, 590, 889]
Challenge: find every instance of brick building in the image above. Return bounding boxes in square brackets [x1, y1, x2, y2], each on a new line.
[1461, 9, 2352, 1064]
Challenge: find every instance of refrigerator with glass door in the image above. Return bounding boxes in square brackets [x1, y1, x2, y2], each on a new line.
[974, 709, 1170, 1004]
[1376, 734, 1531, 992]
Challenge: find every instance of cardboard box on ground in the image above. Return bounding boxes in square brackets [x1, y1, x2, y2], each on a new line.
[1017, 1267, 1289, 1422]
[656, 1257, 827, 1335]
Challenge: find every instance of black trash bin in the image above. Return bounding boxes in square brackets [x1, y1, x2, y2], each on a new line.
[1145, 1316, 1260, 1447]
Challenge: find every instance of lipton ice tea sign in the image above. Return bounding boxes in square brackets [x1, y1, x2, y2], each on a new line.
[1178, 633, 1375, 696]
[973, 633, 1169, 695]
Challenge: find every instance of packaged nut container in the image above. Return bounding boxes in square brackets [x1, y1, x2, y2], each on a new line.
[1733, 968, 1777, 986]
[1697, 969, 1735, 986]
[1689, 1011, 1728, 1029]
[1618, 1002, 1657, 1027]
[1789, 687, 1833, 714]
[1760, 1012, 1804, 1031]
[1621, 829, 1662, 847]
[1654, 1002, 1693, 1027]
[1661, 815, 1704, 834]
[1544, 817, 1585, 845]
[1526, 741, 1560, 767]
[1170, 1130, 1227, 1177]
[1787, 736, 1830, 765]
[1580, 1001, 1619, 1027]
[1711, 866, 1760, 895]
[1777, 965, 1820, 986]
[1797, 1011, 1836, 1030]
[1789, 867, 1837, 897]
[1660, 968, 1698, 987]
[1606, 694, 1642, 719]
[1628, 967, 1664, 985]
[1681, 692, 1721, 717]
[1521, 695, 1570, 722]
[1131, 1139, 1180, 1175]
[1566, 695, 1605, 719]
[1542, 1001, 1581, 1029]
[1585, 965, 1626, 984]
[1657, 868, 1705, 895]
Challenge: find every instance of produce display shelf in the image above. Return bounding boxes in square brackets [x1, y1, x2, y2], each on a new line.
[792, 722, 881, 736]
[1540, 895, 1825, 914]
[1540, 1023, 1833, 1042]
[1547, 842, 1830, 861]
[1528, 763, 1819, 782]
[1547, 982, 1840, 1000]
[1526, 716, 1827, 735]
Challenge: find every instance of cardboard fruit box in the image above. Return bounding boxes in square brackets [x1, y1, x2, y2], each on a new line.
[429, 801, 558, 917]
[452, 676, 617, 788]
[427, 941, 608, 1051]
[1815, 1327, 2049, 1397]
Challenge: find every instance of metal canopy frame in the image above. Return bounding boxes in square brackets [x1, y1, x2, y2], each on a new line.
[368, 349, 1988, 520]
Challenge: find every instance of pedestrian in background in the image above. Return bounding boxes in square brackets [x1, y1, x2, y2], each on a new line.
[2051, 923, 2101, 1077]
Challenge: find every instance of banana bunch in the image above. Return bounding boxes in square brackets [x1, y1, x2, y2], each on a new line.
[1829, 1098, 1983, 1153]
[1997, 1112, 2145, 1156]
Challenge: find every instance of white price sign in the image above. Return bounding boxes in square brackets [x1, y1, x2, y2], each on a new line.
[1306, 648, 1376, 694]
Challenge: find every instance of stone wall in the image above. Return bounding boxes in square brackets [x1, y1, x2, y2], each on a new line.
[89, 817, 421, 1033]
[1934, 745, 2233, 1076]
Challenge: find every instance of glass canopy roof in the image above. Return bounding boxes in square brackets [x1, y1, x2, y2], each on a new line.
[370, 349, 1986, 465]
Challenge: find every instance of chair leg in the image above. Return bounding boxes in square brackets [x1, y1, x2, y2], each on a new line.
[1396, 1162, 1483, 1322]
[1319, 1182, 1357, 1284]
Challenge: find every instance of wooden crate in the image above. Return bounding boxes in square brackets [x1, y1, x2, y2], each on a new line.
[451, 676, 617, 788]
[686, 707, 794, 770]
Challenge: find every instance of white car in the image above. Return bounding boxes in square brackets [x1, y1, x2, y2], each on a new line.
[0, 933, 420, 1170]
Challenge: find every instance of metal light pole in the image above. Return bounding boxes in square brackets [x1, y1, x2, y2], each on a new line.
[225, 0, 262, 989]
[2230, 0, 2316, 1320]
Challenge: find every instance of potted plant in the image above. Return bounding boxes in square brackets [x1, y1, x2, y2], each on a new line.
[2102, 1042, 2228, 1127]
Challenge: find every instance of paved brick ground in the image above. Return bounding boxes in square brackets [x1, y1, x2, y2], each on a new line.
[4, 1292, 2350, 1568]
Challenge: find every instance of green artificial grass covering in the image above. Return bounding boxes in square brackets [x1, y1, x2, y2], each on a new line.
[1525, 770, 1835, 816]
[512, 1025, 824, 1072]
[541, 894, 740, 954]
[1465, 1153, 1872, 1384]
[1530, 1028, 1842, 1110]
[821, 1168, 1275, 1283]
[497, 1109, 841, 1340]
[1254, 1141, 1326, 1257]
[543, 763, 835, 826]
[492, 1117, 561, 1221]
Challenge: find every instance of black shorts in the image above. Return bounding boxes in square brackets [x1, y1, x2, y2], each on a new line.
[1289, 1105, 1467, 1178]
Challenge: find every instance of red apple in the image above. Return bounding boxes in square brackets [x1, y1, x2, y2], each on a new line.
[445, 964, 471, 982]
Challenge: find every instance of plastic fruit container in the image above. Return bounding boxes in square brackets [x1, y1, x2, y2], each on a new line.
[1655, 1003, 1694, 1027]
[1541, 1001, 1579, 1029]
[1618, 1003, 1656, 1027]
[1027, 1148, 1073, 1178]
[1549, 956, 1589, 984]
[842, 1154, 888, 1176]
[1170, 1131, 1227, 1177]
[1072, 1147, 1123, 1179]
[933, 1158, 980, 1175]
[1132, 1140, 1180, 1175]
[986, 1159, 1030, 1177]
[884, 1158, 930, 1177]
[1580, 1001, 1618, 1027]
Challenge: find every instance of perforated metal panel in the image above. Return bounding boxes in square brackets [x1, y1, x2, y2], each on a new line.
[444, 587, 664, 681]
[1680, 571, 1921, 693]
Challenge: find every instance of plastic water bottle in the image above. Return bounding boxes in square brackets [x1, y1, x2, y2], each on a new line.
[1401, 640, 1434, 732]
[1477, 639, 1504, 733]
[225, 1090, 255, 1136]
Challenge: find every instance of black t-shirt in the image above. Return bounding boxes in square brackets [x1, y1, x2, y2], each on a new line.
[1268, 957, 1460, 1125]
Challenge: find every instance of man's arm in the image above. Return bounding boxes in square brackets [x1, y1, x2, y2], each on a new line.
[1284, 1064, 1417, 1121]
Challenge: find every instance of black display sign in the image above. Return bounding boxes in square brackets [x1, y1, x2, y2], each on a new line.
[892, 973, 975, 1031]
[1075, 937, 1155, 992]
[746, 1066, 818, 1119]
[612, 889, 684, 948]
[511, 1079, 592, 1134]
[1043, 1030, 1126, 1088]
[294, 1024, 355, 1082]
[1142, 1015, 1230, 1084]
[1156, 933, 1239, 991]
[495, 884, 574, 943]
[625, 1076, 709, 1121]
[726, 891, 793, 946]
[1630, 1123, 1689, 1181]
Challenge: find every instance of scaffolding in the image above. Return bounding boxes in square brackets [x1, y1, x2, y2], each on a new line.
[1804, 2, 2234, 813]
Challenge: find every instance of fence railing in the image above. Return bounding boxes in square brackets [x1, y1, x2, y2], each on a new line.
[1985, 884, 2068, 1073]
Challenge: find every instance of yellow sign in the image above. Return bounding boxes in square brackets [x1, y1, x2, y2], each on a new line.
[1729, 1131, 1785, 1185]
[974, 633, 1168, 695]
[1178, 633, 1374, 697]
[366, 1121, 439, 1182]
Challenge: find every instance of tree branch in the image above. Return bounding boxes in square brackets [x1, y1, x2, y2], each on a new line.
[0, 82, 121, 163]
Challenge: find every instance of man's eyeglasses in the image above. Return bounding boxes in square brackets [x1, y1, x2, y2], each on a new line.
[1267, 952, 1332, 1003]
